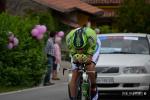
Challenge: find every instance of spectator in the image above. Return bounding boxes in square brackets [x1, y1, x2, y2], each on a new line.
[52, 31, 64, 80]
[43, 31, 56, 86]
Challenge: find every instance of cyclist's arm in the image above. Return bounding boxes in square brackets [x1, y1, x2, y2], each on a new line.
[92, 38, 101, 64]
[86, 28, 97, 56]
[66, 29, 77, 55]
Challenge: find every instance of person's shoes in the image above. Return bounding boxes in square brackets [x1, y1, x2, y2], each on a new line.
[52, 77, 60, 80]
[91, 88, 99, 100]
[43, 82, 55, 86]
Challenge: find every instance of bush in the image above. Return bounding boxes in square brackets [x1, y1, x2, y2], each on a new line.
[116, 0, 150, 33]
[99, 25, 119, 33]
[28, 11, 57, 31]
[0, 13, 47, 87]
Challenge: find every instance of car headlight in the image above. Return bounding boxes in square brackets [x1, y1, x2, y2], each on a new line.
[123, 67, 147, 74]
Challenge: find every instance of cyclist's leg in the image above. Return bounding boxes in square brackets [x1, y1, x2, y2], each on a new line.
[88, 39, 100, 99]
[87, 62, 96, 90]
[69, 70, 79, 99]
[87, 62, 98, 100]
[69, 62, 80, 100]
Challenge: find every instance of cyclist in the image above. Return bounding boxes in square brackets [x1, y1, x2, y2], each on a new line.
[66, 26, 101, 100]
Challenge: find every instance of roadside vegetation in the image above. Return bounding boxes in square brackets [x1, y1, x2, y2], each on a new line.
[115, 0, 150, 33]
[0, 86, 29, 93]
[0, 12, 69, 93]
[0, 12, 46, 91]
[98, 0, 150, 34]
[98, 25, 119, 33]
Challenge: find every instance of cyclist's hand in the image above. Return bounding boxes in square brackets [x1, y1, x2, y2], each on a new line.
[86, 55, 92, 65]
[80, 54, 88, 63]
[72, 54, 80, 63]
[73, 54, 89, 64]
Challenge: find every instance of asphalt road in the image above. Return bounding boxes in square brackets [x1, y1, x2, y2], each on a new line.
[0, 82, 68, 100]
[0, 82, 149, 100]
[0, 61, 149, 100]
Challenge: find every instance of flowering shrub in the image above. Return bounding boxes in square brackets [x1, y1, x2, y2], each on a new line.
[31, 25, 47, 40]
[0, 13, 47, 87]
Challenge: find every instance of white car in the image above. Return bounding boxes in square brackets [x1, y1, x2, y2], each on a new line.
[96, 33, 150, 96]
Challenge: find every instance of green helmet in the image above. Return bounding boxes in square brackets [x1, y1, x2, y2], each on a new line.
[73, 28, 87, 49]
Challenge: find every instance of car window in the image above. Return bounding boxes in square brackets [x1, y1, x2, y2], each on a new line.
[99, 36, 150, 54]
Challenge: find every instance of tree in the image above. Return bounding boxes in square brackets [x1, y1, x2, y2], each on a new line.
[116, 0, 150, 33]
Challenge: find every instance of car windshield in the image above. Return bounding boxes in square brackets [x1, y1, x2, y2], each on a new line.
[99, 35, 150, 54]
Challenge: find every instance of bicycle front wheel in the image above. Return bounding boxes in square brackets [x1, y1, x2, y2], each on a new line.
[81, 80, 91, 100]
[77, 74, 91, 100]
[77, 77, 82, 100]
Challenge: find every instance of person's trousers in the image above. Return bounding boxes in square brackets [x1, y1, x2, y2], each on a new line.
[44, 55, 54, 83]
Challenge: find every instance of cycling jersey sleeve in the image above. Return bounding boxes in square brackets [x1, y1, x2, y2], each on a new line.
[66, 29, 76, 55]
[92, 37, 101, 64]
[85, 27, 97, 55]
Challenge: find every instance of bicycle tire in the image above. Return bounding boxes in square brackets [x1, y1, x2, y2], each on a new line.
[72, 78, 91, 100]
[83, 80, 91, 100]
[77, 76, 82, 100]
[81, 87, 90, 100]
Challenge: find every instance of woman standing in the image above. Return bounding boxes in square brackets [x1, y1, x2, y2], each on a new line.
[52, 31, 64, 80]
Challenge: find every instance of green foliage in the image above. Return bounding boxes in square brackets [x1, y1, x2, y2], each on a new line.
[57, 22, 71, 32]
[116, 0, 150, 33]
[0, 86, 28, 93]
[28, 11, 57, 31]
[99, 25, 119, 33]
[26, 10, 70, 66]
[0, 13, 46, 87]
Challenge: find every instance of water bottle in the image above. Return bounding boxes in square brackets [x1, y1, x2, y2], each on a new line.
[82, 82, 89, 96]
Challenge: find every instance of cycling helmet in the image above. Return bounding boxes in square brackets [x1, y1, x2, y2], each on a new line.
[73, 28, 87, 49]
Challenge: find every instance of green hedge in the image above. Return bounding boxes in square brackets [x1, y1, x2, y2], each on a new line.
[0, 13, 48, 87]
[99, 25, 119, 33]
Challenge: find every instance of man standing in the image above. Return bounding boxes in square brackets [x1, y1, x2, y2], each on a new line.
[44, 32, 56, 86]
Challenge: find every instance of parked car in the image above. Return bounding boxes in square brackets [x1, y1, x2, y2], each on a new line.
[96, 33, 150, 96]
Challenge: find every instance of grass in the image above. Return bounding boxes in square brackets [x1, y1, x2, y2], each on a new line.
[0, 86, 30, 93]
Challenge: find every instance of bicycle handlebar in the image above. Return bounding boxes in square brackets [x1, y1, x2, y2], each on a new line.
[63, 68, 72, 75]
